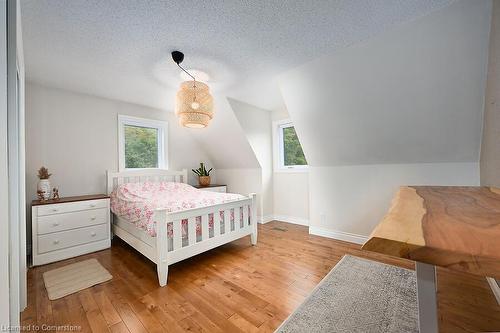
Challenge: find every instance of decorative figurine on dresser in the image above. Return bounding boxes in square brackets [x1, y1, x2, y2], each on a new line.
[31, 193, 111, 266]
[52, 187, 60, 200]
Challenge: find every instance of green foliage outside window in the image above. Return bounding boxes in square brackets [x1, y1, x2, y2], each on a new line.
[283, 126, 307, 166]
[124, 125, 159, 168]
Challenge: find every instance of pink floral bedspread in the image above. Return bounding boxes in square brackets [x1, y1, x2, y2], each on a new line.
[110, 181, 245, 237]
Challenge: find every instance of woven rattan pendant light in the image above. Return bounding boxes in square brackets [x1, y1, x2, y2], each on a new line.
[172, 51, 214, 128]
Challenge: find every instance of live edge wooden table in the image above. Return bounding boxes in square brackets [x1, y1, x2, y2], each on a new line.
[362, 186, 500, 333]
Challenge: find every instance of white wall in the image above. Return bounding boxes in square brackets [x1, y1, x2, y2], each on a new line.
[271, 107, 309, 223]
[0, 0, 10, 325]
[309, 163, 480, 241]
[481, 0, 500, 187]
[213, 168, 263, 218]
[229, 99, 273, 219]
[273, 172, 309, 223]
[26, 82, 213, 198]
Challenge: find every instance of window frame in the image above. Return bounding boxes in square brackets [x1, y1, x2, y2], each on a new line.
[118, 115, 168, 171]
[272, 119, 308, 173]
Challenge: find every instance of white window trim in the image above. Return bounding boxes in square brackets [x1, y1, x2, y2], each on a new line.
[272, 119, 308, 173]
[118, 115, 168, 171]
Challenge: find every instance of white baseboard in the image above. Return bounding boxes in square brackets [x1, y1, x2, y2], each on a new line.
[258, 215, 274, 224]
[258, 214, 309, 226]
[272, 215, 309, 226]
[258, 215, 309, 226]
[309, 226, 368, 245]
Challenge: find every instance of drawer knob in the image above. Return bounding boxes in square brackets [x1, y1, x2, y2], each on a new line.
[89, 204, 96, 208]
[53, 240, 60, 245]
[52, 208, 58, 212]
[90, 217, 96, 221]
[52, 222, 60, 227]
[91, 232, 97, 237]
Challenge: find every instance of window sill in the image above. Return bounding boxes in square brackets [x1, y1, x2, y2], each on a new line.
[121, 167, 166, 171]
[274, 167, 309, 174]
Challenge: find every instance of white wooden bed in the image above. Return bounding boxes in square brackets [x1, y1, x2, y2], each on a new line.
[106, 169, 257, 286]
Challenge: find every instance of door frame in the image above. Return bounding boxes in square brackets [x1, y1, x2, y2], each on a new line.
[0, 0, 11, 326]
[6, 0, 26, 327]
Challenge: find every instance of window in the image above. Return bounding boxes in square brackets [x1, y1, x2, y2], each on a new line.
[273, 119, 308, 172]
[118, 115, 168, 170]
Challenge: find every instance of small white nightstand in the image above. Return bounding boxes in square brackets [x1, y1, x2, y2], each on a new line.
[31, 194, 111, 266]
[193, 184, 227, 193]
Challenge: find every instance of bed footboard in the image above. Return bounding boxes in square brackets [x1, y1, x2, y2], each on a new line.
[154, 193, 257, 286]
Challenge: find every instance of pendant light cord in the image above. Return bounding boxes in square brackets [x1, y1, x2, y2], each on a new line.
[176, 63, 198, 102]
[176, 63, 196, 85]
[172, 51, 198, 103]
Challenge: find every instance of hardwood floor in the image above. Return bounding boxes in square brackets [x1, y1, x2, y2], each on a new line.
[21, 221, 500, 332]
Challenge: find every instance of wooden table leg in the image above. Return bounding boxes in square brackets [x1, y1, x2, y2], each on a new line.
[486, 277, 500, 305]
[416, 262, 438, 333]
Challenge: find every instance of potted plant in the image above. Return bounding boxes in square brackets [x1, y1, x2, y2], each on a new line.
[192, 163, 213, 187]
[37, 166, 52, 200]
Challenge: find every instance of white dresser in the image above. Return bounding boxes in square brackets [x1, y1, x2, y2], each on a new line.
[32, 194, 111, 266]
[193, 184, 227, 193]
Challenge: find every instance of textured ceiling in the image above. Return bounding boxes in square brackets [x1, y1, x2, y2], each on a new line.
[21, 0, 454, 111]
[279, 0, 491, 166]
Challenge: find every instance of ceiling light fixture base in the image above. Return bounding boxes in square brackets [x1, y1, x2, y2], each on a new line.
[171, 51, 184, 65]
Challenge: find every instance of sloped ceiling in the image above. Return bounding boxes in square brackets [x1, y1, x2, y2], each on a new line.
[186, 96, 260, 169]
[278, 0, 491, 167]
[228, 98, 272, 170]
[21, 0, 454, 112]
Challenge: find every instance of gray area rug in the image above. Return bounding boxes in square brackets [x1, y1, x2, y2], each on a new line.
[276, 255, 417, 333]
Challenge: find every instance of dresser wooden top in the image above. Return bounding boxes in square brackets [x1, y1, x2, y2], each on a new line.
[32, 194, 109, 206]
[362, 186, 500, 278]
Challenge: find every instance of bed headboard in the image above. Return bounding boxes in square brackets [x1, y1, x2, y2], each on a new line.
[106, 169, 188, 194]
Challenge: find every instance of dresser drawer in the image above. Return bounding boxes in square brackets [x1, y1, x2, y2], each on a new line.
[37, 224, 109, 254]
[37, 199, 108, 216]
[37, 208, 108, 235]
